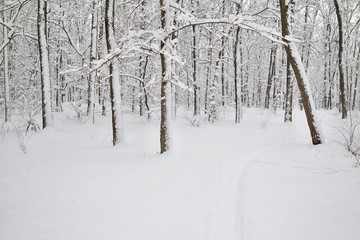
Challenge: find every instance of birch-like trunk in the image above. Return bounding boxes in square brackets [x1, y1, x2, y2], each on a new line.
[105, 0, 124, 145]
[37, 0, 53, 128]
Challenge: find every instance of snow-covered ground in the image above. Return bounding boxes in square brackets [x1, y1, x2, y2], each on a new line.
[1, 107, 359, 240]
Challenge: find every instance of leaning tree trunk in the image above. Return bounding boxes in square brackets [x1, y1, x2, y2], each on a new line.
[333, 0, 347, 119]
[159, 0, 173, 153]
[37, 0, 53, 128]
[87, 0, 97, 123]
[279, 0, 322, 145]
[105, 0, 124, 145]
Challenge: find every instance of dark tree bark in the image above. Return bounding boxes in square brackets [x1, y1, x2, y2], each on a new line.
[327, 24, 333, 109]
[192, 24, 200, 118]
[38, 0, 53, 128]
[333, 0, 347, 119]
[87, 0, 97, 122]
[2, 3, 10, 122]
[105, 0, 124, 145]
[279, 0, 322, 145]
[159, 0, 172, 153]
[352, 45, 360, 110]
[234, 25, 241, 123]
[139, 55, 150, 120]
[284, 53, 293, 122]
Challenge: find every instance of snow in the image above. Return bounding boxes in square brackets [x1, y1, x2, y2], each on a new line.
[1, 107, 360, 240]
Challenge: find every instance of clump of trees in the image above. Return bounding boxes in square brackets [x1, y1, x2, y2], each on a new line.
[1, 0, 359, 152]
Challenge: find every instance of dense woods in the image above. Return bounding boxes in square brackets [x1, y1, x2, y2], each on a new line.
[1, 0, 359, 152]
[2, 2, 360, 239]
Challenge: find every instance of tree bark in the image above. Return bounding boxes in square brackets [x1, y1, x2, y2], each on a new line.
[352, 45, 360, 110]
[192, 24, 200, 124]
[87, 0, 97, 123]
[234, 25, 241, 123]
[38, 0, 53, 128]
[333, 0, 347, 119]
[3, 7, 10, 122]
[279, 0, 322, 145]
[265, 45, 276, 109]
[105, 0, 124, 145]
[160, 0, 173, 153]
[284, 53, 293, 122]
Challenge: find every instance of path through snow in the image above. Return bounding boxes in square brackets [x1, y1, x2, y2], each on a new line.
[1, 108, 360, 240]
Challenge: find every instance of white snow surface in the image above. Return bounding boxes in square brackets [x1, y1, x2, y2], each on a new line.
[1, 107, 360, 240]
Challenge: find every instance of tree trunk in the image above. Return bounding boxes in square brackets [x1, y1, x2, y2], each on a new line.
[279, 0, 322, 145]
[139, 56, 150, 120]
[159, 0, 173, 153]
[284, 53, 293, 122]
[234, 25, 241, 123]
[352, 45, 360, 110]
[265, 45, 276, 109]
[37, 0, 53, 128]
[3, 7, 10, 122]
[204, 32, 212, 114]
[192, 24, 200, 125]
[87, 0, 97, 123]
[171, 1, 179, 121]
[333, 0, 347, 119]
[327, 24, 333, 110]
[105, 0, 124, 145]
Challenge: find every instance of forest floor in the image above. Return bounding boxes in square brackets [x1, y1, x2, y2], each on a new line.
[1, 105, 360, 240]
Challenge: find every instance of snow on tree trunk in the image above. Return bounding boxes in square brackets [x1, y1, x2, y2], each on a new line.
[37, 0, 53, 128]
[105, 0, 124, 146]
[87, 0, 97, 123]
[280, 0, 322, 145]
[333, 0, 347, 119]
[160, 0, 173, 154]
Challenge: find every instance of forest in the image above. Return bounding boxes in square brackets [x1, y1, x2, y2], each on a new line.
[1, 0, 360, 240]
